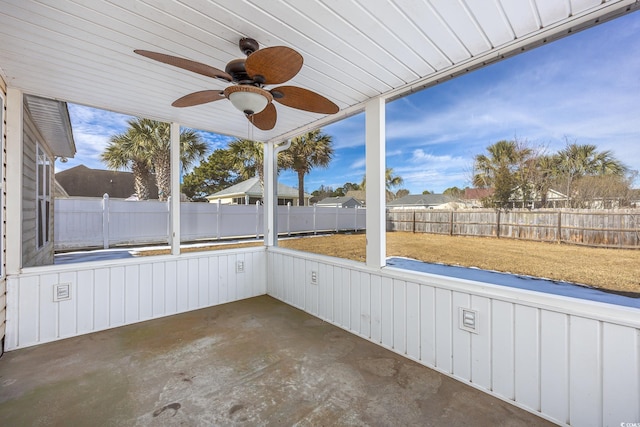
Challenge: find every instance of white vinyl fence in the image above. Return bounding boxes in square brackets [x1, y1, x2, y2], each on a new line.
[54, 196, 366, 250]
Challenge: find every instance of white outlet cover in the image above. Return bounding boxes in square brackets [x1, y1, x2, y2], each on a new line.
[236, 260, 245, 273]
[459, 307, 479, 334]
[54, 283, 72, 302]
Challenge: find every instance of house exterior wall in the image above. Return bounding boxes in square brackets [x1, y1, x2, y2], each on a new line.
[22, 107, 55, 268]
[267, 248, 640, 427]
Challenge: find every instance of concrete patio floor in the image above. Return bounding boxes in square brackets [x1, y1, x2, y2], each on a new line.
[0, 296, 552, 426]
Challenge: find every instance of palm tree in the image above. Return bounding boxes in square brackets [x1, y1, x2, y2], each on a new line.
[360, 168, 404, 190]
[103, 119, 207, 201]
[101, 131, 153, 200]
[280, 129, 334, 206]
[125, 119, 207, 201]
[360, 167, 404, 201]
[555, 143, 626, 207]
[227, 139, 266, 183]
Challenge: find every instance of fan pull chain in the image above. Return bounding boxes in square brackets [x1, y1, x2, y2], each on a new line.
[247, 114, 254, 141]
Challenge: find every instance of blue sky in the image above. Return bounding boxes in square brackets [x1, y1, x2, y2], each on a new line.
[63, 11, 640, 195]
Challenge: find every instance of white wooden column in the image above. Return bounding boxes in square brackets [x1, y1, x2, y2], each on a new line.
[263, 141, 276, 246]
[365, 97, 386, 268]
[5, 88, 23, 274]
[170, 122, 180, 255]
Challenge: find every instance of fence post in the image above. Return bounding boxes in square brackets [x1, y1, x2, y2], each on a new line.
[355, 206, 359, 232]
[256, 201, 260, 239]
[166, 195, 172, 245]
[335, 204, 339, 233]
[557, 210, 562, 243]
[217, 199, 221, 240]
[449, 210, 454, 236]
[313, 203, 317, 235]
[496, 209, 501, 238]
[102, 193, 109, 249]
[287, 202, 291, 236]
[413, 210, 416, 233]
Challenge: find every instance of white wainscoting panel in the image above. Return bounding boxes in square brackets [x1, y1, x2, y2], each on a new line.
[266, 248, 640, 427]
[6, 247, 266, 350]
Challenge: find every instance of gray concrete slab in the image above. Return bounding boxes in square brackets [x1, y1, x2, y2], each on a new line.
[0, 296, 553, 426]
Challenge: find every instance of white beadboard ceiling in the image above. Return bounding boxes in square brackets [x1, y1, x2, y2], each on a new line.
[0, 0, 637, 142]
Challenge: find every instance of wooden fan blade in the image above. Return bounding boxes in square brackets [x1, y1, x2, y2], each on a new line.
[271, 86, 339, 114]
[134, 50, 232, 82]
[247, 103, 277, 130]
[245, 47, 303, 85]
[172, 90, 225, 107]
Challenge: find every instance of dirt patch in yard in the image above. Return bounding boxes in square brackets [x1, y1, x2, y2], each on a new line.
[139, 232, 640, 295]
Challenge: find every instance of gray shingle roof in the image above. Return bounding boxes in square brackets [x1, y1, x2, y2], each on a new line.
[386, 194, 455, 206]
[316, 196, 362, 206]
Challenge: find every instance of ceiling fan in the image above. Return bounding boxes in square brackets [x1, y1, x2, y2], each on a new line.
[134, 38, 339, 131]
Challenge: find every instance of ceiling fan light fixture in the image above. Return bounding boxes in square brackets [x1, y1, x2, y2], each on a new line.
[224, 85, 273, 115]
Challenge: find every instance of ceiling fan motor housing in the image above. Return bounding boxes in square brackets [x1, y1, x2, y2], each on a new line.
[239, 37, 259, 56]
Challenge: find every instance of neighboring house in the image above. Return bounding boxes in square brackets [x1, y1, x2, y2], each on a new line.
[206, 177, 311, 206]
[316, 196, 363, 208]
[462, 188, 494, 208]
[345, 190, 366, 206]
[387, 194, 457, 210]
[509, 186, 569, 209]
[22, 95, 76, 268]
[55, 164, 159, 199]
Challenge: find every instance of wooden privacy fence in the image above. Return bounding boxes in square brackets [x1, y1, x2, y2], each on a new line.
[54, 195, 366, 250]
[387, 208, 640, 249]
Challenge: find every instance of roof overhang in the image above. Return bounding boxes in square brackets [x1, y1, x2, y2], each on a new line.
[1, 1, 638, 142]
[24, 94, 76, 158]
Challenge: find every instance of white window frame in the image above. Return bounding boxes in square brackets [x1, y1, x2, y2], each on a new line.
[36, 142, 51, 249]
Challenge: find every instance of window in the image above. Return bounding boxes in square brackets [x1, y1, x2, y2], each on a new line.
[36, 143, 51, 248]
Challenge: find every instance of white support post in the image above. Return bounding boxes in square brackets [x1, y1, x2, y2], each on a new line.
[5, 88, 23, 275]
[263, 141, 276, 246]
[365, 97, 386, 269]
[170, 122, 180, 255]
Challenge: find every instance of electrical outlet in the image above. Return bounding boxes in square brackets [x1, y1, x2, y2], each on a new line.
[53, 283, 72, 302]
[310, 270, 318, 285]
[236, 260, 245, 273]
[459, 308, 478, 334]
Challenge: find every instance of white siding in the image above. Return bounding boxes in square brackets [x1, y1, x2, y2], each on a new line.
[266, 248, 640, 427]
[5, 247, 266, 350]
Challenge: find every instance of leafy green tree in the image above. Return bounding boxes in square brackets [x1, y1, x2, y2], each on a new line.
[280, 129, 334, 206]
[182, 149, 241, 201]
[310, 185, 336, 204]
[442, 187, 464, 198]
[395, 189, 410, 199]
[422, 189, 433, 195]
[103, 118, 207, 201]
